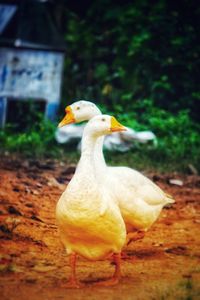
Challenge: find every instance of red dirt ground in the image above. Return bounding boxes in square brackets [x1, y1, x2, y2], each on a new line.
[0, 156, 200, 300]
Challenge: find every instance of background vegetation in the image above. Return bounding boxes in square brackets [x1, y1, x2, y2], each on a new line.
[0, 0, 199, 172]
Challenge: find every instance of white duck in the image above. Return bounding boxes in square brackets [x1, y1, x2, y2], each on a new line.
[58, 100, 175, 244]
[56, 115, 127, 288]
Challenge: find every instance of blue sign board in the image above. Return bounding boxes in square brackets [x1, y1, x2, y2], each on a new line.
[0, 47, 64, 125]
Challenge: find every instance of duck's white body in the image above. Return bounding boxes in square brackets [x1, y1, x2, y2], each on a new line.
[56, 117, 126, 261]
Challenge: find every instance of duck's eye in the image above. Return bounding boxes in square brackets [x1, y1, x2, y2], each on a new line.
[76, 106, 80, 110]
[101, 118, 105, 122]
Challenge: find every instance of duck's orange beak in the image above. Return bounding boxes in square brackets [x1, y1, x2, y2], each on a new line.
[58, 106, 75, 128]
[110, 116, 127, 132]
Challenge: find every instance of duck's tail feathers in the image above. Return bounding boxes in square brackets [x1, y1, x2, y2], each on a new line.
[165, 193, 175, 204]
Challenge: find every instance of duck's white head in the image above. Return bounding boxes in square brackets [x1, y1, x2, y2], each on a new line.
[85, 115, 126, 137]
[58, 100, 101, 128]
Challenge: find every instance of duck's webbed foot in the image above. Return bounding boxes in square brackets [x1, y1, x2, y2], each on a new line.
[61, 279, 83, 289]
[94, 277, 119, 287]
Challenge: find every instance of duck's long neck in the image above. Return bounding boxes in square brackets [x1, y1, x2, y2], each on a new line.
[76, 129, 98, 175]
[94, 136, 107, 173]
[91, 112, 107, 170]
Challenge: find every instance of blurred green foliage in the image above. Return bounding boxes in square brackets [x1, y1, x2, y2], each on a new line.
[62, 0, 199, 120]
[0, 0, 199, 172]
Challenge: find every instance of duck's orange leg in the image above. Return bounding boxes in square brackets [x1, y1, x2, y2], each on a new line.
[95, 253, 122, 286]
[112, 253, 121, 281]
[61, 253, 83, 288]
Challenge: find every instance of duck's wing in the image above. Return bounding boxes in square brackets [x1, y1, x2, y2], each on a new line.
[109, 166, 175, 206]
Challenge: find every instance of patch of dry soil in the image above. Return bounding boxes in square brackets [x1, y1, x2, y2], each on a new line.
[0, 157, 200, 300]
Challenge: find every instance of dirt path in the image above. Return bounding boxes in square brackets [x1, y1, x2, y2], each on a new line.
[0, 157, 200, 300]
